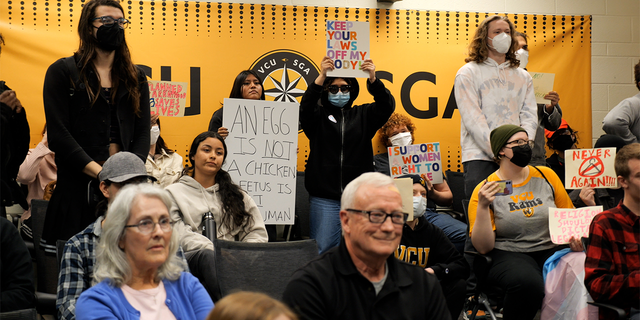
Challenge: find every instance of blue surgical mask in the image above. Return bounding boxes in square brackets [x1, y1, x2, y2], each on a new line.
[328, 92, 350, 108]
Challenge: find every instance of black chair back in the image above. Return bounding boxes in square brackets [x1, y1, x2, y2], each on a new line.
[212, 239, 318, 300]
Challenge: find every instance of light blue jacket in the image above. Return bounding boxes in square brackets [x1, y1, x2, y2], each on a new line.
[76, 272, 213, 320]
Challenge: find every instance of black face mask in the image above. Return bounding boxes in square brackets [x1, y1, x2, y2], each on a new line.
[96, 24, 124, 51]
[552, 135, 575, 151]
[508, 144, 532, 167]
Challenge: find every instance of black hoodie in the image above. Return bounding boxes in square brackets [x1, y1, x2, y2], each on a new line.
[300, 78, 395, 200]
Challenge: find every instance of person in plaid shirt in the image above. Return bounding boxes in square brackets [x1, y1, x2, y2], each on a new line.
[585, 143, 640, 320]
[56, 152, 156, 320]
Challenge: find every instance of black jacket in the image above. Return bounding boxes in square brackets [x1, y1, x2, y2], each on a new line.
[283, 239, 451, 320]
[0, 82, 30, 210]
[397, 216, 470, 281]
[300, 78, 394, 200]
[43, 55, 150, 171]
[0, 218, 35, 312]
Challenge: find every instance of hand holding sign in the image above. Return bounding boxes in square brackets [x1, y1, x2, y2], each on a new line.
[528, 72, 555, 105]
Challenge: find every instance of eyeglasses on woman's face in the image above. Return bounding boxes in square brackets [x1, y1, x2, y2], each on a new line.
[92, 16, 130, 29]
[124, 217, 174, 235]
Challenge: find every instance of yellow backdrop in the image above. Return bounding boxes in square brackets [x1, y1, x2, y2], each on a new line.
[0, 2, 592, 171]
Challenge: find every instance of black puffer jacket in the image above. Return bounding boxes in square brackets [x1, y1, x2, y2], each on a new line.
[300, 78, 395, 200]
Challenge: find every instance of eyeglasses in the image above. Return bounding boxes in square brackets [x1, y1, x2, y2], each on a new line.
[346, 209, 408, 225]
[92, 16, 130, 29]
[327, 85, 351, 94]
[125, 218, 174, 235]
[505, 139, 534, 148]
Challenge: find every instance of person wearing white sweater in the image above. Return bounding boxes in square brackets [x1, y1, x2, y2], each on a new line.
[165, 131, 267, 301]
[454, 15, 538, 199]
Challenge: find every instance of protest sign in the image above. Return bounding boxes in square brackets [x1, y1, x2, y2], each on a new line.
[148, 80, 188, 117]
[326, 20, 370, 78]
[387, 142, 443, 184]
[564, 148, 617, 189]
[549, 206, 602, 244]
[222, 98, 299, 225]
[394, 177, 414, 221]
[528, 72, 555, 104]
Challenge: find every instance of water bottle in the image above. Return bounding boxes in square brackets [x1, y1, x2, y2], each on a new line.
[202, 211, 216, 242]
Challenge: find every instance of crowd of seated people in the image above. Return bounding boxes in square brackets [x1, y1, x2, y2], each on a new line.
[3, 4, 640, 319]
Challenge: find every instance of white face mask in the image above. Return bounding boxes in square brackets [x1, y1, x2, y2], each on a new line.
[488, 32, 512, 54]
[150, 125, 160, 145]
[389, 132, 413, 147]
[516, 48, 529, 69]
[412, 196, 426, 218]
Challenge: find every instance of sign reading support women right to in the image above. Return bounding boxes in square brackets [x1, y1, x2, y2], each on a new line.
[387, 142, 443, 183]
[326, 20, 370, 78]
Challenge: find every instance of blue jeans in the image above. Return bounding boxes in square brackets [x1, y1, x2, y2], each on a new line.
[424, 209, 467, 254]
[309, 196, 342, 254]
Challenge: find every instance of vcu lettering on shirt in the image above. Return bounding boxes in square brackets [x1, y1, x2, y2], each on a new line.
[395, 245, 431, 268]
[507, 191, 544, 217]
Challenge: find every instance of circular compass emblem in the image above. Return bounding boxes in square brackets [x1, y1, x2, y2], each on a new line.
[250, 50, 320, 103]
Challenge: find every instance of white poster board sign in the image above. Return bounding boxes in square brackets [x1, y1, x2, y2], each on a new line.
[528, 72, 555, 105]
[387, 142, 443, 184]
[222, 98, 299, 225]
[326, 20, 370, 78]
[393, 178, 414, 221]
[548, 206, 602, 244]
[564, 148, 617, 189]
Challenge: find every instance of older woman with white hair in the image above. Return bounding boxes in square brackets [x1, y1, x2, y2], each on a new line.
[76, 184, 213, 320]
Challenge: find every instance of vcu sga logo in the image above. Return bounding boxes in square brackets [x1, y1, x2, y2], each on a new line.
[250, 50, 320, 103]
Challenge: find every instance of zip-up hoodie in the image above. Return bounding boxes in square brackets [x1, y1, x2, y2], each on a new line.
[454, 57, 538, 163]
[165, 175, 268, 252]
[300, 78, 395, 200]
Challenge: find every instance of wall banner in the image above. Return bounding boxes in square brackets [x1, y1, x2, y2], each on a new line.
[0, 3, 592, 174]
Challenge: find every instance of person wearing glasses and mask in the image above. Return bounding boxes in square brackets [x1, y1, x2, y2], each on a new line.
[41, 0, 150, 253]
[544, 119, 578, 186]
[283, 172, 450, 320]
[75, 183, 213, 320]
[468, 124, 582, 320]
[454, 16, 538, 200]
[300, 56, 395, 254]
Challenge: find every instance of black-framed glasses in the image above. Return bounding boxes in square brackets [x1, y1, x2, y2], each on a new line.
[327, 85, 351, 94]
[505, 139, 534, 148]
[124, 217, 174, 235]
[92, 16, 130, 29]
[346, 209, 408, 225]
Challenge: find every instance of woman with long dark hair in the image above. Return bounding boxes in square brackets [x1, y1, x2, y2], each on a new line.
[166, 131, 267, 253]
[207, 70, 265, 138]
[40, 0, 150, 253]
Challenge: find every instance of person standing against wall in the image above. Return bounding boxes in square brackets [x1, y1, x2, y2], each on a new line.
[454, 15, 538, 199]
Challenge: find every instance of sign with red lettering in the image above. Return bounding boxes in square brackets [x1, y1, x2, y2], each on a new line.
[326, 20, 370, 78]
[148, 80, 188, 117]
[548, 206, 603, 244]
[387, 142, 443, 183]
[564, 148, 617, 189]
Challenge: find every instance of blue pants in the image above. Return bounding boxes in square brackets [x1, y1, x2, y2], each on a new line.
[309, 196, 341, 254]
[424, 209, 467, 254]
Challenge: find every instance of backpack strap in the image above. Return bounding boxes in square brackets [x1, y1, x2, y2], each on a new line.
[62, 56, 83, 97]
[531, 165, 555, 201]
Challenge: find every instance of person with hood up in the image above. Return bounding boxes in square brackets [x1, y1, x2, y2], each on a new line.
[454, 15, 538, 200]
[300, 56, 395, 254]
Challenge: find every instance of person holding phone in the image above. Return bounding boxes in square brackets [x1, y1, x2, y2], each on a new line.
[467, 124, 581, 320]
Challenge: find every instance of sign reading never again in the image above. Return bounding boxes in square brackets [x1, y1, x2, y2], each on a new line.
[222, 98, 299, 225]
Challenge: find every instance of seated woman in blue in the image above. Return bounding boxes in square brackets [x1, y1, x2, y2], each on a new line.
[76, 184, 213, 320]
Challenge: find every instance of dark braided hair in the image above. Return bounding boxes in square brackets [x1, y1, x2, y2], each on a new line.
[182, 131, 254, 234]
